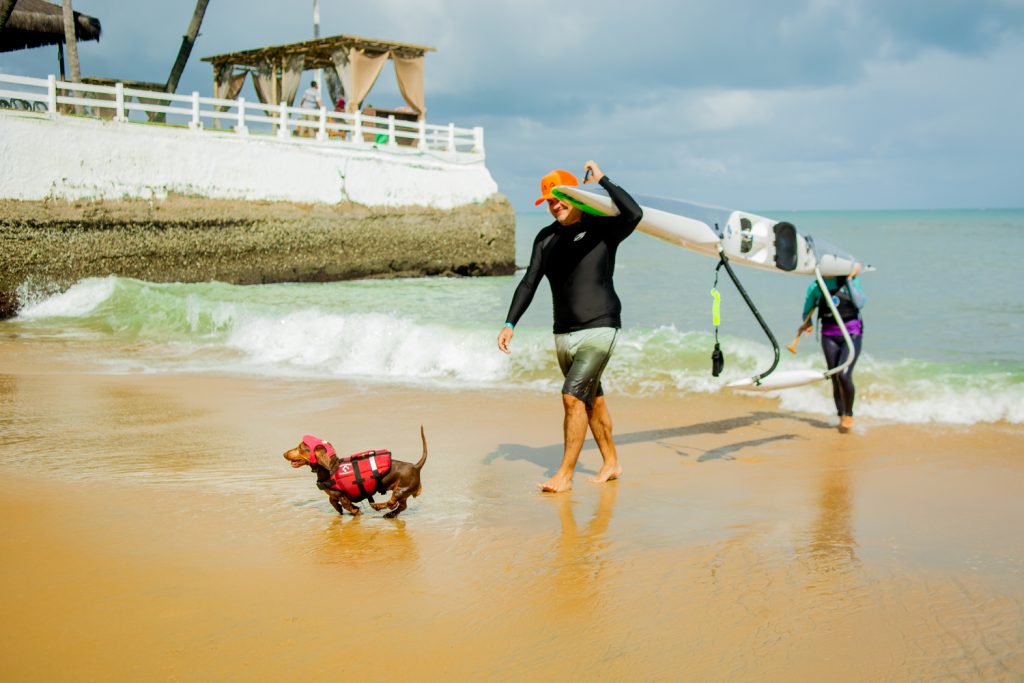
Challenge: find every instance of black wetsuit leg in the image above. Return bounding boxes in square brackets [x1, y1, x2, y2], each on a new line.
[821, 334, 862, 417]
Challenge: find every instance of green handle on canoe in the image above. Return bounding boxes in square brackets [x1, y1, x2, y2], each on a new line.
[710, 288, 721, 327]
[551, 188, 608, 216]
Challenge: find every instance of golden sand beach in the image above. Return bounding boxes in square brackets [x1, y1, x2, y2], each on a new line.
[1, 336, 1022, 681]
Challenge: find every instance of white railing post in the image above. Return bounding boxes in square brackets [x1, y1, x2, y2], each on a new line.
[317, 107, 327, 142]
[387, 115, 397, 147]
[278, 102, 289, 139]
[189, 91, 202, 131]
[47, 74, 57, 116]
[353, 110, 362, 145]
[417, 118, 426, 150]
[473, 126, 484, 153]
[236, 97, 248, 135]
[447, 122, 455, 152]
[115, 81, 126, 122]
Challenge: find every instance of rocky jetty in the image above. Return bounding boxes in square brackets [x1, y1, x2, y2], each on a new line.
[0, 194, 516, 318]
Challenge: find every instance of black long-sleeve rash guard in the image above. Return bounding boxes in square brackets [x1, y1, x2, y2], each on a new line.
[505, 176, 643, 334]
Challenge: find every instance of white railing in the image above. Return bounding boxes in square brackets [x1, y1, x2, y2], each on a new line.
[0, 73, 485, 155]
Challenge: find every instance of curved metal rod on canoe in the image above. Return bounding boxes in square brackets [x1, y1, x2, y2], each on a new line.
[715, 247, 780, 385]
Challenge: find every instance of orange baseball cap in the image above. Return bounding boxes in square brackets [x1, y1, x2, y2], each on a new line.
[534, 169, 579, 206]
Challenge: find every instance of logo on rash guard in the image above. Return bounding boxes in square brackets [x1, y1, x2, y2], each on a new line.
[574, 232, 587, 242]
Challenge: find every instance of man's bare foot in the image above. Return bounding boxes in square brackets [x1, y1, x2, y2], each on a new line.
[588, 464, 622, 484]
[538, 473, 573, 493]
[838, 416, 853, 434]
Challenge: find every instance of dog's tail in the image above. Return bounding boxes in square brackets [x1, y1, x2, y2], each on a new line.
[414, 425, 428, 470]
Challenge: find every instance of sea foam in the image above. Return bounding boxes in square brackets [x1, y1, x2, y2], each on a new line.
[8, 276, 1024, 425]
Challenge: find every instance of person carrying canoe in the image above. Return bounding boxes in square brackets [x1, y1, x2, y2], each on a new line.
[497, 161, 642, 492]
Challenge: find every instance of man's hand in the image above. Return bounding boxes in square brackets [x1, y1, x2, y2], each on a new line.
[497, 326, 514, 354]
[583, 160, 605, 184]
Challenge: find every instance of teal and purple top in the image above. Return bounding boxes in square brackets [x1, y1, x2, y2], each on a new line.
[802, 276, 866, 336]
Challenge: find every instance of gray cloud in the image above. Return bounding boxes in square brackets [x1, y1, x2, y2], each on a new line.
[2, 0, 1021, 209]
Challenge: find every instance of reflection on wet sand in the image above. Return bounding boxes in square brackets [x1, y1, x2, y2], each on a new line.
[546, 484, 619, 612]
[306, 515, 419, 568]
[800, 458, 859, 576]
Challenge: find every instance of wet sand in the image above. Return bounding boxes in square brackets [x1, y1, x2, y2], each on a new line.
[1, 337, 1023, 681]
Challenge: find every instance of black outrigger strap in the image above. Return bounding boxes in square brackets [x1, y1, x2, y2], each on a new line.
[715, 251, 781, 385]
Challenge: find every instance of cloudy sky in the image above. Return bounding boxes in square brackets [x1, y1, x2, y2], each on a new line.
[3, 0, 1022, 210]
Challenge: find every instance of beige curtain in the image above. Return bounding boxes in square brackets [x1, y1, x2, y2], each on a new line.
[251, 59, 275, 104]
[214, 64, 246, 111]
[281, 54, 305, 107]
[214, 64, 247, 127]
[346, 48, 389, 112]
[331, 48, 352, 108]
[392, 54, 425, 118]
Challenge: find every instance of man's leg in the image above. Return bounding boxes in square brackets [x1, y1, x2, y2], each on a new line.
[587, 394, 622, 483]
[538, 392, 589, 493]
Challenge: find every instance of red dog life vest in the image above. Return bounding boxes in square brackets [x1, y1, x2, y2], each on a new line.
[330, 449, 392, 499]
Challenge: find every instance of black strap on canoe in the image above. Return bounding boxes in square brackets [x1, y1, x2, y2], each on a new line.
[715, 252, 780, 385]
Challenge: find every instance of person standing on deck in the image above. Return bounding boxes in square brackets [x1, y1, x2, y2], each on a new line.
[298, 81, 322, 137]
[497, 161, 642, 493]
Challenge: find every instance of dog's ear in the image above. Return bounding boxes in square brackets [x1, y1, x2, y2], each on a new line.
[313, 444, 328, 464]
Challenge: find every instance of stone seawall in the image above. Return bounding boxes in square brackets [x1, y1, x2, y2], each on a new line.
[0, 195, 515, 318]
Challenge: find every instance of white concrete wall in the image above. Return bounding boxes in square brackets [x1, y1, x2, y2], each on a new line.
[0, 113, 499, 208]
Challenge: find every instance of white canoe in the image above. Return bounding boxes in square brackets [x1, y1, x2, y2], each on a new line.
[554, 185, 865, 277]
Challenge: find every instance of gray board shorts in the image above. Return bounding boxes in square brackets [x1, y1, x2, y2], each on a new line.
[554, 327, 619, 406]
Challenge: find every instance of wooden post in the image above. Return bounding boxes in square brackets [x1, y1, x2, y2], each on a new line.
[317, 106, 327, 142]
[61, 0, 83, 115]
[273, 60, 280, 105]
[278, 101, 289, 139]
[114, 81, 126, 121]
[447, 122, 455, 152]
[473, 126, 484, 153]
[387, 115, 396, 147]
[354, 110, 362, 145]
[47, 75, 57, 116]
[190, 91, 202, 130]
[236, 96, 248, 135]
[418, 117, 426, 150]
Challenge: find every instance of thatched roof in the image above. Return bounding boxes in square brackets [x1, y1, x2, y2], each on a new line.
[0, 0, 101, 53]
[201, 34, 434, 70]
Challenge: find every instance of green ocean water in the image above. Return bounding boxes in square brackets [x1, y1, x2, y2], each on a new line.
[5, 209, 1023, 424]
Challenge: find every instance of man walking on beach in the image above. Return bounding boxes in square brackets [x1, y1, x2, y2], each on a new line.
[497, 161, 642, 493]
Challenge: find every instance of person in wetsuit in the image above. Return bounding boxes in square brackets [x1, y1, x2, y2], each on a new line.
[796, 266, 866, 433]
[497, 161, 642, 492]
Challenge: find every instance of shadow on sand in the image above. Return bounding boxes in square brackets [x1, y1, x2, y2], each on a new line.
[484, 410, 832, 476]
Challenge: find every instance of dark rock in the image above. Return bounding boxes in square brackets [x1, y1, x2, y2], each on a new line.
[0, 195, 517, 295]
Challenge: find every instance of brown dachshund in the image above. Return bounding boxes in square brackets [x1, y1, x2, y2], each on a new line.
[283, 426, 427, 518]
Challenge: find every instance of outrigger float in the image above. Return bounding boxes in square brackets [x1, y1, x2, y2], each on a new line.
[553, 184, 873, 391]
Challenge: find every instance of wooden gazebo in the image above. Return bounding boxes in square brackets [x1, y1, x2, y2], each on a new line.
[0, 0, 101, 53]
[201, 34, 434, 117]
